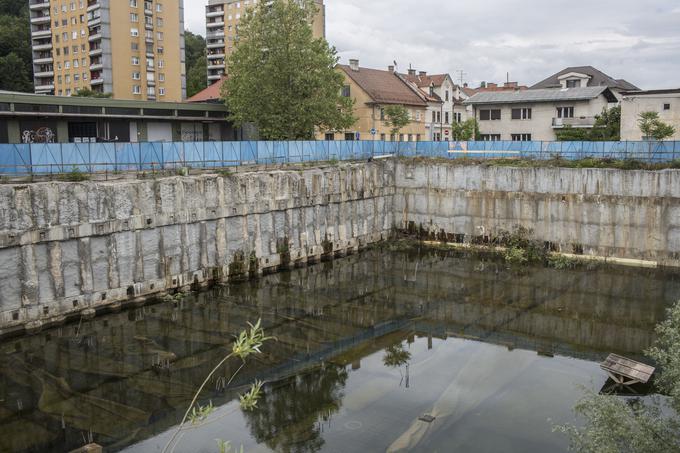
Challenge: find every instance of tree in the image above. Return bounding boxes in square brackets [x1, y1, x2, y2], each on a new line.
[0, 4, 32, 92]
[556, 107, 621, 141]
[638, 111, 676, 141]
[451, 118, 480, 141]
[555, 300, 680, 453]
[73, 88, 112, 98]
[384, 105, 411, 139]
[184, 31, 207, 98]
[223, 0, 355, 140]
[186, 55, 208, 98]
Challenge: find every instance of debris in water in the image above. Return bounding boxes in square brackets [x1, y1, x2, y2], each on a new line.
[419, 414, 435, 423]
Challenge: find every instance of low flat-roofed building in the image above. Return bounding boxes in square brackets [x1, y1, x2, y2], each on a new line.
[621, 89, 680, 141]
[0, 91, 241, 144]
[464, 87, 619, 141]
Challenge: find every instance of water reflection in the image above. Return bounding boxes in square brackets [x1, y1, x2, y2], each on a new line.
[0, 248, 677, 453]
[244, 364, 348, 453]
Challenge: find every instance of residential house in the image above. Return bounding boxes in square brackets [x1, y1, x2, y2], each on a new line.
[464, 87, 619, 141]
[402, 71, 460, 140]
[620, 89, 680, 140]
[320, 60, 428, 141]
[531, 66, 639, 100]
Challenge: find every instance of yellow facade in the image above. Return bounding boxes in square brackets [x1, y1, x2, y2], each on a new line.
[318, 68, 428, 141]
[206, 0, 325, 82]
[30, 0, 185, 101]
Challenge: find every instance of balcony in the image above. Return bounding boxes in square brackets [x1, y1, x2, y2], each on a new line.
[32, 42, 53, 51]
[88, 16, 101, 26]
[88, 33, 102, 42]
[207, 42, 225, 49]
[33, 56, 53, 64]
[552, 117, 597, 128]
[90, 77, 104, 86]
[30, 15, 50, 24]
[89, 63, 103, 71]
[34, 70, 54, 78]
[206, 10, 224, 18]
[31, 29, 52, 38]
[206, 31, 225, 39]
[208, 74, 222, 81]
[207, 63, 225, 70]
[34, 83, 55, 92]
[207, 21, 225, 28]
[207, 53, 225, 60]
[89, 48, 102, 57]
[29, 1, 50, 10]
[87, 2, 101, 12]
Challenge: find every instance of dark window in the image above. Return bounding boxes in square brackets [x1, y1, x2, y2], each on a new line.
[105, 107, 140, 116]
[480, 109, 501, 120]
[479, 134, 501, 141]
[445, 90, 449, 101]
[177, 110, 205, 118]
[0, 120, 8, 143]
[416, 134, 421, 141]
[207, 110, 226, 118]
[511, 108, 532, 120]
[344, 132, 355, 141]
[557, 106, 574, 118]
[511, 133, 532, 141]
[380, 108, 385, 120]
[445, 112, 449, 124]
[324, 133, 334, 141]
[341, 85, 351, 97]
[0, 102, 10, 112]
[68, 122, 97, 142]
[664, 103, 671, 110]
[62, 105, 103, 114]
[566, 80, 581, 88]
[380, 133, 386, 140]
[144, 108, 173, 116]
[14, 103, 60, 113]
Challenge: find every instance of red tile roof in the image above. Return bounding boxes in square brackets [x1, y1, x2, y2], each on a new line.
[403, 73, 449, 89]
[338, 65, 428, 107]
[187, 77, 226, 103]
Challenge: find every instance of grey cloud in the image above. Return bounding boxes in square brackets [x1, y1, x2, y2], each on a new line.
[185, 0, 680, 89]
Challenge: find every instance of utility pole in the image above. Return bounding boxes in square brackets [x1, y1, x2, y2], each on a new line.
[456, 70, 467, 87]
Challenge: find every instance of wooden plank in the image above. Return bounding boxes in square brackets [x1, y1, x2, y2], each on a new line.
[600, 353, 655, 384]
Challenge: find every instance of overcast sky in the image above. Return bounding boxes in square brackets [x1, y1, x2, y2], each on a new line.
[185, 0, 680, 90]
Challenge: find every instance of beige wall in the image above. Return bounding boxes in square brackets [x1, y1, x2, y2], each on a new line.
[621, 93, 680, 141]
[50, 1, 91, 96]
[317, 69, 427, 141]
[109, 0, 184, 101]
[473, 97, 612, 141]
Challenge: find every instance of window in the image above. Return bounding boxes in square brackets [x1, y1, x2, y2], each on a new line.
[130, 13, 138, 22]
[511, 108, 532, 120]
[132, 85, 141, 94]
[341, 85, 350, 97]
[131, 28, 139, 37]
[556, 106, 574, 118]
[511, 133, 532, 141]
[480, 134, 501, 141]
[432, 111, 436, 122]
[132, 71, 141, 80]
[131, 56, 140, 65]
[380, 108, 385, 120]
[664, 103, 671, 110]
[344, 132, 355, 141]
[445, 90, 449, 101]
[380, 133, 386, 140]
[445, 112, 449, 124]
[479, 109, 501, 120]
[130, 0, 138, 6]
[324, 133, 334, 141]
[436, 111, 441, 122]
[566, 79, 581, 88]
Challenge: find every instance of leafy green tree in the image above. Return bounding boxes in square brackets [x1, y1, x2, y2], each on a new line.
[638, 111, 676, 141]
[384, 105, 411, 139]
[556, 126, 591, 142]
[557, 107, 621, 141]
[184, 31, 208, 97]
[186, 55, 208, 98]
[73, 88, 112, 98]
[555, 300, 680, 453]
[0, 4, 32, 92]
[223, 0, 355, 140]
[451, 118, 480, 141]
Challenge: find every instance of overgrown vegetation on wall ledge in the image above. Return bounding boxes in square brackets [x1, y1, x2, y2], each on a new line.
[404, 156, 680, 171]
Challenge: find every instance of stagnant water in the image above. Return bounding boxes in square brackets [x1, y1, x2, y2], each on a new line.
[0, 248, 678, 453]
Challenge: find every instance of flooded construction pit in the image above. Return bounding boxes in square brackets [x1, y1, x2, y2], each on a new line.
[0, 247, 678, 453]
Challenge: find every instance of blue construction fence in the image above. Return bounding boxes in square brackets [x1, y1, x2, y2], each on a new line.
[0, 140, 679, 175]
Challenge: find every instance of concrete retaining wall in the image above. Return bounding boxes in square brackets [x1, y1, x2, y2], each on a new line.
[0, 162, 395, 336]
[395, 162, 680, 267]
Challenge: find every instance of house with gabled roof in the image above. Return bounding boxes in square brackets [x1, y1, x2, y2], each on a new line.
[319, 60, 429, 141]
[530, 66, 640, 100]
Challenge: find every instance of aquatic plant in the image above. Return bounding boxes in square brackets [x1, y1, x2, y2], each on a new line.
[554, 301, 680, 452]
[163, 319, 273, 453]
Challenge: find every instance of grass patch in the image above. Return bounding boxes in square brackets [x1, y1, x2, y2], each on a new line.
[403, 156, 680, 171]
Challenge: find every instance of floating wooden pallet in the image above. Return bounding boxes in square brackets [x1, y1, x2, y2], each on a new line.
[600, 353, 655, 386]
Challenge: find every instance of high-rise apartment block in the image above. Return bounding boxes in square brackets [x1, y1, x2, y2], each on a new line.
[205, 0, 325, 83]
[29, 0, 186, 101]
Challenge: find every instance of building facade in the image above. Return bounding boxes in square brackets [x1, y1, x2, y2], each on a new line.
[205, 0, 325, 83]
[464, 87, 619, 141]
[29, 0, 186, 101]
[0, 91, 236, 144]
[531, 66, 639, 101]
[620, 89, 680, 141]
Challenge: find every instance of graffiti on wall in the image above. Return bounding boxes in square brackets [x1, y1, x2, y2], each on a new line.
[22, 127, 56, 144]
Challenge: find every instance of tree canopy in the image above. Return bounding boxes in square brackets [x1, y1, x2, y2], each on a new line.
[638, 111, 676, 141]
[383, 105, 411, 138]
[223, 0, 355, 140]
[185, 31, 207, 98]
[0, 3, 32, 93]
[451, 118, 480, 141]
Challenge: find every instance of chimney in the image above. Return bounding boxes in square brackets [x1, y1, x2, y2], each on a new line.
[408, 68, 416, 76]
[349, 59, 359, 71]
[388, 65, 394, 72]
[419, 71, 427, 77]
